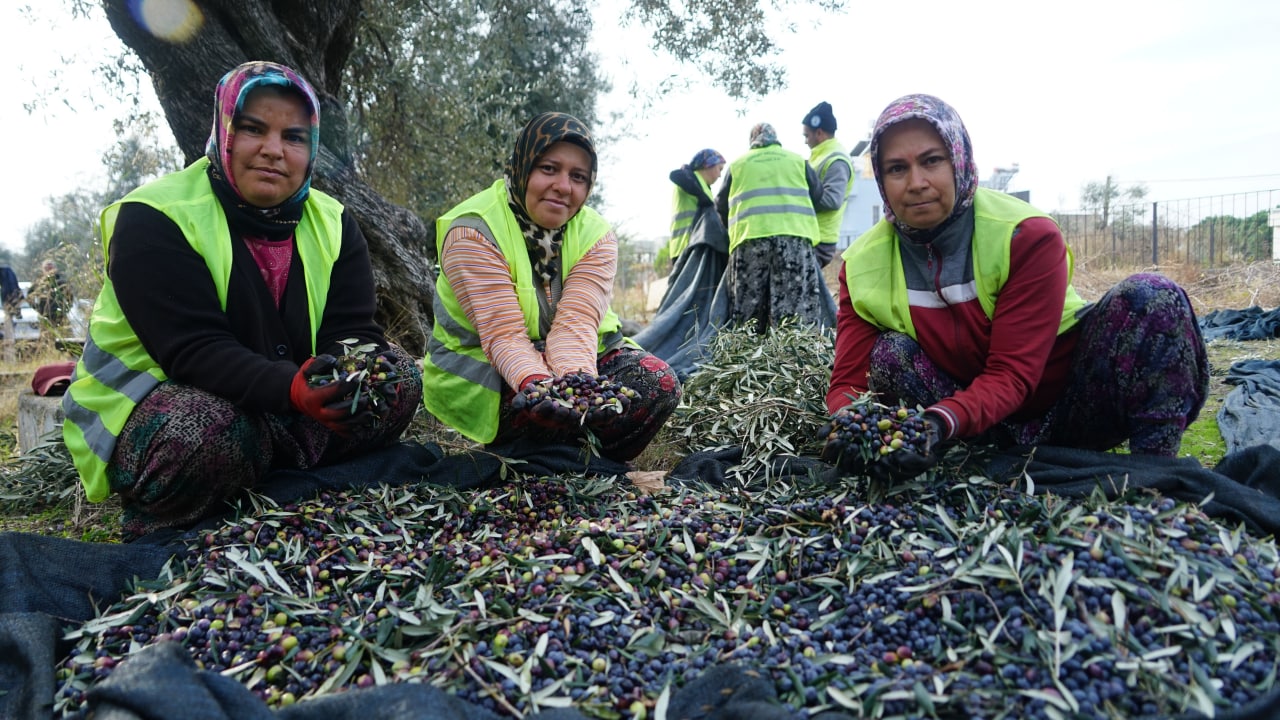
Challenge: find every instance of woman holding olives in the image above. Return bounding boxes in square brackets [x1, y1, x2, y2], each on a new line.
[63, 62, 422, 538]
[424, 112, 680, 462]
[823, 94, 1208, 479]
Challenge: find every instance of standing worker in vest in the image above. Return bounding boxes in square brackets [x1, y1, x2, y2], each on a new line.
[823, 94, 1208, 480]
[665, 148, 726, 276]
[62, 62, 423, 539]
[425, 112, 681, 462]
[714, 122, 832, 332]
[634, 148, 730, 377]
[802, 102, 854, 268]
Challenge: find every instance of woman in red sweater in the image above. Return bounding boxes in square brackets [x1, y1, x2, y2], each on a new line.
[824, 94, 1208, 479]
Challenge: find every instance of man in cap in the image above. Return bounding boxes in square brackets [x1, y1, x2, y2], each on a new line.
[802, 101, 853, 267]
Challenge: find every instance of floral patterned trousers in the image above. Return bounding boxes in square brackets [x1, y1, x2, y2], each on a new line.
[107, 345, 423, 539]
[867, 274, 1209, 456]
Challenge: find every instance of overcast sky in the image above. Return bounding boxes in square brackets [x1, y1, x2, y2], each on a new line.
[5, 0, 1280, 255]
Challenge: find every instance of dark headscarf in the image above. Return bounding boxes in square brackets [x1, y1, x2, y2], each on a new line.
[687, 148, 725, 171]
[504, 112, 598, 285]
[868, 94, 979, 244]
[204, 61, 321, 236]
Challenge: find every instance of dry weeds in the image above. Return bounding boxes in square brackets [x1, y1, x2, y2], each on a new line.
[825, 256, 1280, 316]
[1072, 260, 1280, 315]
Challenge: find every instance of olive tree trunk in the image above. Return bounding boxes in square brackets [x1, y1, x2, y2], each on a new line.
[101, 0, 435, 354]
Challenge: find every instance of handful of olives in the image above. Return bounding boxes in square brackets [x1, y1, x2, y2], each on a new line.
[306, 339, 401, 416]
[820, 395, 932, 466]
[513, 372, 637, 426]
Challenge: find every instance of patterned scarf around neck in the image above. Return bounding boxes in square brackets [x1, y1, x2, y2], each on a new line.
[204, 61, 321, 238]
[504, 112, 598, 286]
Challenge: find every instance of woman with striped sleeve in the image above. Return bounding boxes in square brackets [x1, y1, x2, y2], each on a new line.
[424, 112, 681, 462]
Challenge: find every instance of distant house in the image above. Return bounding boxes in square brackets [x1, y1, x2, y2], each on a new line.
[836, 140, 880, 250]
[980, 165, 1020, 193]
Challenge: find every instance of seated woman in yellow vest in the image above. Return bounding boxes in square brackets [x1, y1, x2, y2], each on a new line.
[62, 62, 423, 539]
[824, 94, 1208, 480]
[425, 112, 681, 462]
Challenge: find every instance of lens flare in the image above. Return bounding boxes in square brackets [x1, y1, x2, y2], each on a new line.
[128, 0, 203, 43]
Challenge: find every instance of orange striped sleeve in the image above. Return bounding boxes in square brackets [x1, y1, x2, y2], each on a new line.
[440, 226, 551, 389]
[545, 231, 617, 376]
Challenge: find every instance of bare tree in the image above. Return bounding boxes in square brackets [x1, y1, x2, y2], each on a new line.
[1081, 175, 1149, 230]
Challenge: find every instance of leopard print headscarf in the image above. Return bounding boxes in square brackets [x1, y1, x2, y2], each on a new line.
[504, 112, 598, 285]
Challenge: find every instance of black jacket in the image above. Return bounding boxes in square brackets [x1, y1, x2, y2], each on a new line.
[108, 202, 385, 415]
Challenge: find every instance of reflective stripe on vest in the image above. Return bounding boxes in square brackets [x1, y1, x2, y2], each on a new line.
[842, 187, 1088, 339]
[726, 145, 819, 253]
[810, 138, 853, 247]
[425, 179, 623, 443]
[668, 174, 712, 259]
[63, 157, 344, 502]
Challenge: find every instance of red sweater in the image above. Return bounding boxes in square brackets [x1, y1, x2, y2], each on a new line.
[826, 216, 1081, 439]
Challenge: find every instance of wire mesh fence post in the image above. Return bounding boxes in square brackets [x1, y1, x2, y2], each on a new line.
[1151, 201, 1159, 266]
[1209, 221, 1215, 266]
[1056, 189, 1278, 268]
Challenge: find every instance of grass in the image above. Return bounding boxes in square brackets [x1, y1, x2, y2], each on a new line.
[1189, 335, 1280, 465]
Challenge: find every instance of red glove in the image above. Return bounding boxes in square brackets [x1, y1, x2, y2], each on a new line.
[289, 355, 369, 435]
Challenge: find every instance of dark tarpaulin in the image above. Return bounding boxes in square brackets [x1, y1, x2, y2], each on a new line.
[672, 444, 1280, 537]
[632, 203, 731, 379]
[60, 644, 825, 720]
[6, 439, 1280, 718]
[979, 443, 1280, 537]
[0, 439, 630, 720]
[1217, 359, 1280, 455]
[1198, 306, 1280, 342]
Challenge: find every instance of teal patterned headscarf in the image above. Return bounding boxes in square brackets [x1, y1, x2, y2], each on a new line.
[205, 61, 321, 218]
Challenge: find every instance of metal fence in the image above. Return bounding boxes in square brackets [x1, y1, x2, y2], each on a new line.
[1053, 189, 1279, 268]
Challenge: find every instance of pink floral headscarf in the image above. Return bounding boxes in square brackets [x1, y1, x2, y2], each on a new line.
[868, 94, 979, 242]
